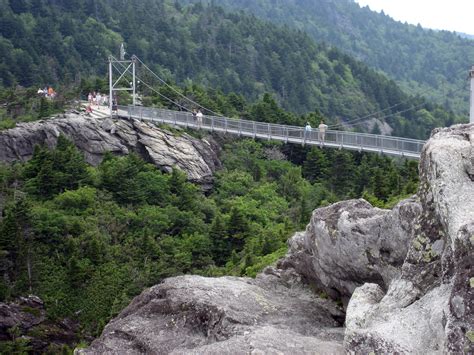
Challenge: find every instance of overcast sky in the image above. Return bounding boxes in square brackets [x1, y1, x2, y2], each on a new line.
[354, 0, 474, 35]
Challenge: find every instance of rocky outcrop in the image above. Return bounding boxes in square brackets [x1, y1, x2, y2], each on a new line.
[0, 112, 220, 190]
[78, 273, 345, 354]
[344, 123, 474, 354]
[279, 198, 421, 305]
[0, 295, 80, 352]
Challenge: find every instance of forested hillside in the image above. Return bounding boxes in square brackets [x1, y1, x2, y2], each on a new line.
[185, 0, 473, 115]
[0, 0, 462, 139]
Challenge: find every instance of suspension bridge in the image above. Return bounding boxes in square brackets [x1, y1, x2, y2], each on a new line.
[112, 105, 424, 159]
[104, 54, 474, 160]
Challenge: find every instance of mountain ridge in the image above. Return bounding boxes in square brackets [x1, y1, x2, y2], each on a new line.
[183, 0, 472, 115]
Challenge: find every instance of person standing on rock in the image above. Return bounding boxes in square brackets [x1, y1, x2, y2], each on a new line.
[86, 103, 93, 116]
[196, 109, 203, 130]
[318, 120, 328, 147]
[96, 92, 102, 108]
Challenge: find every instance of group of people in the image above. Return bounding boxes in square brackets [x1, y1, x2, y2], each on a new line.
[192, 108, 204, 129]
[37, 86, 57, 99]
[305, 120, 328, 145]
[88, 92, 108, 108]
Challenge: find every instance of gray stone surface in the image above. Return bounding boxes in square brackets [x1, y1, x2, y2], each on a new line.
[279, 198, 421, 304]
[345, 281, 451, 353]
[344, 123, 474, 354]
[0, 112, 220, 189]
[77, 274, 345, 354]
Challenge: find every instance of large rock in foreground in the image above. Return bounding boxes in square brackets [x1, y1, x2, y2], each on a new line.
[78, 273, 345, 354]
[0, 112, 220, 189]
[344, 123, 474, 354]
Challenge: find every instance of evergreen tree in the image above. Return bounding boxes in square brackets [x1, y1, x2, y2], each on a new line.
[303, 147, 329, 183]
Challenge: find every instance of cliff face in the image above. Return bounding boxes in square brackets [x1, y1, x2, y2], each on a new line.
[0, 112, 221, 190]
[343, 123, 474, 353]
[81, 123, 473, 354]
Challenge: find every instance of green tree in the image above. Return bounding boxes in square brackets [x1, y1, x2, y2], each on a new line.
[303, 147, 329, 183]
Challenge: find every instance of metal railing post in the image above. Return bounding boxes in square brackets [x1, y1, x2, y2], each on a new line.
[268, 123, 271, 140]
[225, 118, 228, 133]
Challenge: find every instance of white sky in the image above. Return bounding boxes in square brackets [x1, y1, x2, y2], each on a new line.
[354, 0, 474, 35]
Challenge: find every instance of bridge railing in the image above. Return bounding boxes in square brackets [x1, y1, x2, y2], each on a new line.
[119, 105, 424, 158]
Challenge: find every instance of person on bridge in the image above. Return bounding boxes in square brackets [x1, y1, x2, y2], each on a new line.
[318, 120, 328, 146]
[112, 98, 118, 116]
[304, 122, 312, 143]
[192, 108, 197, 124]
[196, 109, 203, 129]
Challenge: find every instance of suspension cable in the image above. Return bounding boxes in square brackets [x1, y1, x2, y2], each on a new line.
[329, 75, 469, 129]
[135, 56, 223, 116]
[111, 56, 192, 112]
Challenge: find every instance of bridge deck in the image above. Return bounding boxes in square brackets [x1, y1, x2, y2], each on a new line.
[117, 105, 424, 159]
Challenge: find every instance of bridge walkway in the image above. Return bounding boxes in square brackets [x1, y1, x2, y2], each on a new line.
[115, 105, 424, 159]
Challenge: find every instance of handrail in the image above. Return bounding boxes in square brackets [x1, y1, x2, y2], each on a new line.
[118, 105, 425, 159]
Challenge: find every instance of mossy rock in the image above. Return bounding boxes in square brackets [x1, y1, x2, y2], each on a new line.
[466, 330, 474, 343]
[413, 240, 422, 251]
[21, 306, 42, 318]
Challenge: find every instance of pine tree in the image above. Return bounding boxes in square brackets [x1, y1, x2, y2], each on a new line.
[303, 147, 329, 183]
[209, 214, 229, 266]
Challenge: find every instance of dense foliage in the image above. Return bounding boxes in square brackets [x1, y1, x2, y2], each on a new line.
[0, 0, 462, 139]
[184, 0, 473, 115]
[0, 135, 418, 344]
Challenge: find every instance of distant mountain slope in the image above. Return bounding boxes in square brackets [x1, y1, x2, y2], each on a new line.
[0, 0, 461, 138]
[458, 32, 474, 40]
[183, 0, 472, 115]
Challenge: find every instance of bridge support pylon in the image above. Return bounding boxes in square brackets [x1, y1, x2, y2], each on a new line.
[108, 54, 137, 118]
[470, 65, 474, 124]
